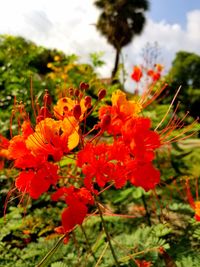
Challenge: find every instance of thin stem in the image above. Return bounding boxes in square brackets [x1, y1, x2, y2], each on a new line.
[95, 197, 120, 267]
[94, 242, 109, 267]
[35, 234, 66, 267]
[80, 225, 97, 262]
[142, 195, 151, 226]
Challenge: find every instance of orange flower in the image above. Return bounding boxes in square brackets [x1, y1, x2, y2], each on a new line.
[7, 119, 48, 169]
[26, 117, 79, 161]
[99, 90, 142, 135]
[111, 90, 142, 116]
[54, 97, 87, 121]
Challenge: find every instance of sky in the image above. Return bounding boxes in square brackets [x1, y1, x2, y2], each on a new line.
[0, 0, 200, 91]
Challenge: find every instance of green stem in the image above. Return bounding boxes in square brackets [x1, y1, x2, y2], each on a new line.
[35, 234, 66, 267]
[95, 198, 120, 267]
[80, 225, 97, 262]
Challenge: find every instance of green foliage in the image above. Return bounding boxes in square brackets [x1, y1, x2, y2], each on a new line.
[0, 35, 59, 134]
[0, 35, 56, 102]
[50, 262, 68, 267]
[89, 52, 105, 68]
[163, 51, 200, 119]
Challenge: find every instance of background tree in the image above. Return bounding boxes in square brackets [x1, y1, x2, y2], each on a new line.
[94, 0, 149, 79]
[163, 51, 200, 119]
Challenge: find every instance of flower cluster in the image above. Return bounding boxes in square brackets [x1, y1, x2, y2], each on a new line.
[131, 64, 164, 83]
[78, 90, 161, 193]
[0, 84, 163, 239]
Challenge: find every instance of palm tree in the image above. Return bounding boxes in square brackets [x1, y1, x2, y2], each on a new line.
[94, 0, 149, 79]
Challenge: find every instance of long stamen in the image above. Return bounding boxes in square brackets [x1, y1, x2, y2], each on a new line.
[155, 86, 181, 131]
[142, 83, 168, 108]
[163, 119, 198, 144]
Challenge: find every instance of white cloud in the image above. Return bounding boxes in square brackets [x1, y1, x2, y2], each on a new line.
[0, 1, 199, 91]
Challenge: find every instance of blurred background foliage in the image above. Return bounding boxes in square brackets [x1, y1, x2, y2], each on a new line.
[0, 33, 200, 266]
[161, 51, 200, 120]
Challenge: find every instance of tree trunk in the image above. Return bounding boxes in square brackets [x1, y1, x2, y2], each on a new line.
[111, 48, 120, 82]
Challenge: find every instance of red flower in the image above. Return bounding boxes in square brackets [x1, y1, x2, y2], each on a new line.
[15, 162, 59, 199]
[62, 201, 88, 232]
[15, 170, 35, 194]
[122, 118, 161, 162]
[8, 135, 45, 169]
[147, 69, 161, 81]
[9, 135, 29, 160]
[128, 160, 160, 191]
[147, 64, 163, 82]
[52, 186, 94, 232]
[131, 66, 143, 82]
[136, 259, 152, 267]
[77, 142, 129, 191]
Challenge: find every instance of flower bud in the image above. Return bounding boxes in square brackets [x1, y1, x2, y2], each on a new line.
[75, 89, 80, 97]
[84, 96, 92, 108]
[79, 82, 89, 90]
[68, 88, 74, 95]
[79, 92, 83, 99]
[98, 89, 106, 100]
[73, 104, 82, 120]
